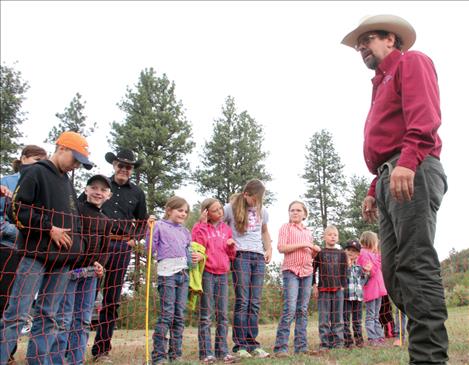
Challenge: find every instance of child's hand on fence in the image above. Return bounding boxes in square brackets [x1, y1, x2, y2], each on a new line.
[0, 185, 12, 198]
[364, 261, 372, 273]
[227, 238, 236, 246]
[50, 226, 72, 250]
[192, 251, 204, 264]
[127, 239, 136, 248]
[94, 261, 105, 278]
[147, 215, 156, 226]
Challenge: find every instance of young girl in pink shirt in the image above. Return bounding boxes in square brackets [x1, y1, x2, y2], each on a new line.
[357, 231, 387, 346]
[192, 198, 236, 364]
[273, 201, 321, 357]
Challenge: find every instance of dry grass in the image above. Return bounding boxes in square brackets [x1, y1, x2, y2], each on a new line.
[13, 306, 469, 364]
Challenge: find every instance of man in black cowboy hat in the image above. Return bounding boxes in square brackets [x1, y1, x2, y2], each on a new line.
[342, 15, 448, 365]
[91, 148, 147, 363]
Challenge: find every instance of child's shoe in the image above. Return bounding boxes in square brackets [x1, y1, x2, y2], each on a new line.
[274, 351, 289, 358]
[202, 356, 216, 364]
[251, 348, 270, 358]
[222, 354, 237, 364]
[236, 349, 252, 359]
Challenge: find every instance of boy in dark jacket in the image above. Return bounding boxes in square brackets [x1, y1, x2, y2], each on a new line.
[50, 174, 112, 365]
[312, 225, 347, 350]
[0, 131, 93, 365]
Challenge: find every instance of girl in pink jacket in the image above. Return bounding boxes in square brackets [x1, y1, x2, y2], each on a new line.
[192, 198, 236, 364]
[357, 231, 387, 346]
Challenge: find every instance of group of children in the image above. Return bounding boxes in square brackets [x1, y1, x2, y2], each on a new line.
[1, 136, 401, 364]
[145, 179, 400, 364]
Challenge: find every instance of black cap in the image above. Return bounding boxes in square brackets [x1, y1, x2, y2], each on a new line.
[86, 174, 112, 189]
[344, 239, 361, 252]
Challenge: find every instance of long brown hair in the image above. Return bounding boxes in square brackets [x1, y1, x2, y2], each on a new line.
[231, 179, 265, 234]
[12, 145, 47, 173]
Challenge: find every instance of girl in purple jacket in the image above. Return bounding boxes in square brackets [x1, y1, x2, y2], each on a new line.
[192, 198, 236, 364]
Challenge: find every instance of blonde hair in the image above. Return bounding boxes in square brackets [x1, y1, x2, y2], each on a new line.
[324, 225, 338, 235]
[288, 200, 308, 221]
[164, 196, 190, 219]
[360, 231, 379, 253]
[231, 179, 266, 234]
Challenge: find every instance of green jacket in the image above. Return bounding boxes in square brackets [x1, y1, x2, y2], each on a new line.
[188, 241, 207, 311]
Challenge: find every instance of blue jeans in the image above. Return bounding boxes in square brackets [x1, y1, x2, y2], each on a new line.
[49, 275, 97, 365]
[394, 307, 407, 340]
[0, 256, 70, 365]
[198, 272, 229, 359]
[274, 271, 312, 354]
[92, 240, 132, 357]
[232, 251, 265, 353]
[343, 300, 364, 346]
[365, 297, 384, 341]
[152, 270, 189, 364]
[318, 289, 344, 349]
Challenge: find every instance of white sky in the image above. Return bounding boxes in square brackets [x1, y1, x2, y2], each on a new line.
[1, 1, 468, 261]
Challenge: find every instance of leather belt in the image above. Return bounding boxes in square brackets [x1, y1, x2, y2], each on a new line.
[377, 154, 400, 177]
[109, 235, 131, 241]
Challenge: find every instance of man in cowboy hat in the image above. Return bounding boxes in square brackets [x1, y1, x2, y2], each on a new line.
[91, 148, 148, 363]
[342, 15, 448, 364]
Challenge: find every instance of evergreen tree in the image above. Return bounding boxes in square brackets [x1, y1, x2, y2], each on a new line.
[302, 129, 347, 241]
[344, 175, 379, 239]
[193, 96, 272, 204]
[45, 92, 96, 190]
[110, 68, 194, 214]
[0, 63, 29, 175]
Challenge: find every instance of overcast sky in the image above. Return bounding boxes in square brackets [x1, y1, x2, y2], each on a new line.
[2, 1, 468, 261]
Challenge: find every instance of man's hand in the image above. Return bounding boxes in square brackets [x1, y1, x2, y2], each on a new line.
[362, 196, 378, 223]
[93, 261, 105, 278]
[50, 226, 72, 250]
[390, 166, 415, 203]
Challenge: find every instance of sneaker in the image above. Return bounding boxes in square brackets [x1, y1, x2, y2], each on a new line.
[274, 351, 289, 358]
[222, 354, 237, 364]
[93, 353, 113, 364]
[202, 356, 216, 364]
[251, 348, 270, 358]
[236, 349, 252, 359]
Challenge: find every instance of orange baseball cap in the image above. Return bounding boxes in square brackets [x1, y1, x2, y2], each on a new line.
[56, 131, 93, 170]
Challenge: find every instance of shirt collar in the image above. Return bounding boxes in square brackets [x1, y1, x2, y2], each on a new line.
[375, 49, 402, 77]
[110, 175, 131, 187]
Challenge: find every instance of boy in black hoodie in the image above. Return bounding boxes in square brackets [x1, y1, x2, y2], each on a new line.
[0, 131, 93, 365]
[50, 174, 112, 365]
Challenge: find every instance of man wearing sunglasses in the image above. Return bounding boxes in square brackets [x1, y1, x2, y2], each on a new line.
[91, 149, 148, 363]
[342, 15, 448, 365]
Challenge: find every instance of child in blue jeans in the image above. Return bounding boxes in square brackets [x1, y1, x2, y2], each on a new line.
[146, 196, 202, 364]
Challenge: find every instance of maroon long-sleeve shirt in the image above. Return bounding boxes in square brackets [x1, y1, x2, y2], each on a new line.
[363, 49, 442, 197]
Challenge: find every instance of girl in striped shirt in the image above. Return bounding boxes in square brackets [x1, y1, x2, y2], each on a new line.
[273, 201, 321, 357]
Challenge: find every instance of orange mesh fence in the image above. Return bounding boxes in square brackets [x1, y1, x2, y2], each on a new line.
[0, 202, 467, 364]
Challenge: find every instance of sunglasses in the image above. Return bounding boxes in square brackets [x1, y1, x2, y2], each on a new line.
[117, 163, 133, 171]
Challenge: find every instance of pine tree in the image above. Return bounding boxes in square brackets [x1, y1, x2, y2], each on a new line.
[0, 63, 29, 175]
[45, 92, 96, 190]
[110, 68, 194, 214]
[193, 96, 272, 204]
[302, 129, 347, 241]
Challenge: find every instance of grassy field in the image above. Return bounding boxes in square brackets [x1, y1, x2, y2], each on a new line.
[15, 306, 469, 364]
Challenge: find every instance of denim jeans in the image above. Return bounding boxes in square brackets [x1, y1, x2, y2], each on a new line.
[274, 271, 312, 354]
[152, 270, 189, 364]
[49, 275, 97, 365]
[92, 240, 131, 357]
[377, 156, 448, 364]
[232, 251, 265, 353]
[0, 256, 70, 365]
[198, 272, 229, 359]
[365, 297, 384, 341]
[394, 307, 407, 340]
[317, 289, 344, 349]
[343, 300, 363, 346]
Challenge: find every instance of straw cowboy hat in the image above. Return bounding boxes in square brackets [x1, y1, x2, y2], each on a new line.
[341, 14, 416, 51]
